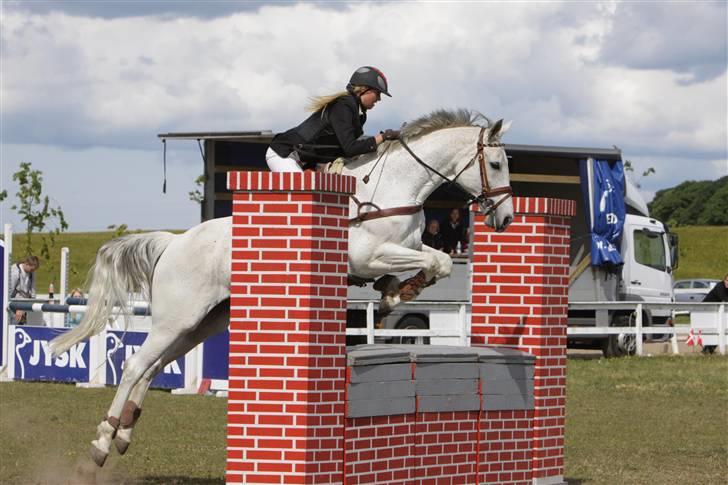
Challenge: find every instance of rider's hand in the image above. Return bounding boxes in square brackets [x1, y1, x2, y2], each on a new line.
[381, 129, 401, 141]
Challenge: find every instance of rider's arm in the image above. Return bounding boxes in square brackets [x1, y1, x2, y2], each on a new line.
[328, 101, 378, 157]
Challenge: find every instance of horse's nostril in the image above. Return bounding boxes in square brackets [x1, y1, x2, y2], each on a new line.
[503, 216, 512, 227]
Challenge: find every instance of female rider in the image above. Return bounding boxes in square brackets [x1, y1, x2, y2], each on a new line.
[266, 66, 400, 172]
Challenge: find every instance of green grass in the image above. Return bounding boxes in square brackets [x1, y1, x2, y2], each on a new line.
[1, 357, 726, 484]
[672, 226, 728, 280]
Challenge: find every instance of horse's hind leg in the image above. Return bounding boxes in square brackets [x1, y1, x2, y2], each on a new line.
[114, 300, 230, 455]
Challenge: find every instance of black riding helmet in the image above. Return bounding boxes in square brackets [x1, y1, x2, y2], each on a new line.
[347, 66, 391, 97]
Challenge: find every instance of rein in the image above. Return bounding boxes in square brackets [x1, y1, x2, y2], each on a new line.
[349, 127, 513, 224]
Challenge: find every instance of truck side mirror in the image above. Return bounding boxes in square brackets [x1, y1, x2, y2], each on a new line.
[668, 233, 679, 270]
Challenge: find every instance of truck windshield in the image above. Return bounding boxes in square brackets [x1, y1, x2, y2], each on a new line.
[633, 229, 667, 271]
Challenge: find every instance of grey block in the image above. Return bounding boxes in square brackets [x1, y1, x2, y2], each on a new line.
[481, 378, 533, 396]
[349, 363, 412, 383]
[482, 393, 535, 411]
[388, 345, 480, 362]
[348, 381, 415, 401]
[347, 344, 411, 366]
[418, 394, 481, 412]
[479, 363, 534, 380]
[416, 379, 478, 396]
[472, 346, 536, 364]
[416, 362, 479, 380]
[346, 397, 416, 418]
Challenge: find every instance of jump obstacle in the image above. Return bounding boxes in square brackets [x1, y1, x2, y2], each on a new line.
[226, 171, 575, 485]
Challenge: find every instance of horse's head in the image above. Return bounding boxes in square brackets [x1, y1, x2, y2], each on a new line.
[457, 119, 514, 232]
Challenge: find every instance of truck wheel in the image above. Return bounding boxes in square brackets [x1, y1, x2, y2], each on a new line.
[393, 316, 429, 345]
[603, 314, 637, 358]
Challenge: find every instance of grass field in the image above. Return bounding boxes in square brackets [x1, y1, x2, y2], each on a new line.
[1, 356, 726, 484]
[3, 225, 726, 296]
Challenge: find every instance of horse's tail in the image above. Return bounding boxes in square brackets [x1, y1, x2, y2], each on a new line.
[50, 231, 175, 358]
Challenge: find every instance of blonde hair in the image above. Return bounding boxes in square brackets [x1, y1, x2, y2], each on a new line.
[306, 85, 369, 113]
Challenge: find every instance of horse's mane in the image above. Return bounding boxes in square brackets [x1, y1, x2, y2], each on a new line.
[377, 108, 491, 155]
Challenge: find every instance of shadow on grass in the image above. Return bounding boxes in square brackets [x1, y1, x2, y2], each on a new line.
[136, 477, 223, 484]
[565, 478, 587, 484]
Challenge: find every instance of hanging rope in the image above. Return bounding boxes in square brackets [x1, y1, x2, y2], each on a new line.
[162, 138, 167, 194]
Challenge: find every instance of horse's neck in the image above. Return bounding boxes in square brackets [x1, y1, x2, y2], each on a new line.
[347, 128, 473, 207]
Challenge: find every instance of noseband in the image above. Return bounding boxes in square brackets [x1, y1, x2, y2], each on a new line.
[349, 126, 513, 224]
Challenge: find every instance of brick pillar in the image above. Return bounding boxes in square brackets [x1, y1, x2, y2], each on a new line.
[470, 197, 576, 485]
[226, 171, 356, 484]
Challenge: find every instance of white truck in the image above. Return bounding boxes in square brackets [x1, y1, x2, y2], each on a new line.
[348, 144, 678, 357]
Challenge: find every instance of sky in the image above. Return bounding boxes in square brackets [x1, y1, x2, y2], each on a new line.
[1, 0, 726, 232]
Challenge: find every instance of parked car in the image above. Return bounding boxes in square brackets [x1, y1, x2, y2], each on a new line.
[673, 279, 720, 302]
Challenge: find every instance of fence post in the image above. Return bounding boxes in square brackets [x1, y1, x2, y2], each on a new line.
[636, 303, 644, 356]
[719, 303, 726, 355]
[1, 223, 12, 373]
[366, 301, 375, 344]
[225, 171, 355, 484]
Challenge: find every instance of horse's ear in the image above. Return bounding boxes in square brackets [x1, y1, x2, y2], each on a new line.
[488, 119, 503, 142]
[500, 120, 512, 136]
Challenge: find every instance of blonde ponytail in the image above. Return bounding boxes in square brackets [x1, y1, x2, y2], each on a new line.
[305, 85, 369, 113]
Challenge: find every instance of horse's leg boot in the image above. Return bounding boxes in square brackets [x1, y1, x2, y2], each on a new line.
[399, 270, 432, 302]
[114, 400, 142, 455]
[374, 275, 401, 317]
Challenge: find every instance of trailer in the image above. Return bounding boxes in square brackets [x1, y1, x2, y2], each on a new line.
[158, 132, 678, 357]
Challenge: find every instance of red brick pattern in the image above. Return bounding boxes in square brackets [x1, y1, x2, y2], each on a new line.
[479, 410, 535, 484]
[471, 197, 574, 482]
[226, 172, 353, 484]
[228, 170, 356, 195]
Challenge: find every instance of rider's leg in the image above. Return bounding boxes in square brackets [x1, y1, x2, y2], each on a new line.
[265, 147, 303, 172]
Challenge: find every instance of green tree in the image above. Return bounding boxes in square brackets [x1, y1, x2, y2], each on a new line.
[649, 176, 727, 226]
[623, 160, 655, 189]
[189, 175, 205, 205]
[9, 162, 69, 275]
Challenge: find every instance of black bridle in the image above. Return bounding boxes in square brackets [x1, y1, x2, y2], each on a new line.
[397, 126, 513, 216]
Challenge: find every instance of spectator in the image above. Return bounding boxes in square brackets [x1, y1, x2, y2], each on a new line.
[9, 255, 40, 325]
[441, 208, 467, 254]
[66, 288, 85, 327]
[422, 219, 445, 251]
[703, 273, 728, 302]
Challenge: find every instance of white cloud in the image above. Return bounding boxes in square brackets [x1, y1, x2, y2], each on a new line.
[1, 1, 726, 230]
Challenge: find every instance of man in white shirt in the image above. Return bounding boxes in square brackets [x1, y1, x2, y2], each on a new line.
[9, 255, 40, 324]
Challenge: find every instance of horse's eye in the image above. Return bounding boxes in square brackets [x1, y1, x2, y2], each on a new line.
[489, 161, 501, 169]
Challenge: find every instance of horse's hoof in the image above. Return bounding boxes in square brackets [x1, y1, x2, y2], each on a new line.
[373, 275, 400, 295]
[114, 436, 130, 455]
[89, 444, 108, 467]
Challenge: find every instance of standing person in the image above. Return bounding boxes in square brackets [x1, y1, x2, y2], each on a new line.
[441, 208, 467, 255]
[703, 273, 728, 302]
[421, 219, 445, 251]
[267, 66, 400, 172]
[8, 255, 40, 325]
[66, 288, 85, 327]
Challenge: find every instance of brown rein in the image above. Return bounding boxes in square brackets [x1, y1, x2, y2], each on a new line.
[348, 127, 512, 225]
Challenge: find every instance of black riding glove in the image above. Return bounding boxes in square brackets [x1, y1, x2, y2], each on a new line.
[381, 129, 401, 141]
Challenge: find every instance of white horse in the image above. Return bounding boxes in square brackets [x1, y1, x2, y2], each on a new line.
[50, 109, 513, 467]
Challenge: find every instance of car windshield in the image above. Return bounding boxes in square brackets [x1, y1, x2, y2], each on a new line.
[634, 229, 666, 271]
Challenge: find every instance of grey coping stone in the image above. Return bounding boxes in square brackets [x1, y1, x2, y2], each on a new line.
[416, 379, 478, 396]
[482, 393, 535, 411]
[388, 344, 481, 362]
[347, 344, 411, 366]
[348, 363, 412, 383]
[416, 362, 479, 380]
[479, 363, 535, 380]
[481, 378, 533, 397]
[348, 381, 416, 401]
[346, 397, 416, 418]
[471, 346, 536, 364]
[418, 394, 481, 412]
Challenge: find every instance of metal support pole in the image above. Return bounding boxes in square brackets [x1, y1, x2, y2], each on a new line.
[60, 247, 69, 302]
[636, 303, 644, 356]
[1, 223, 12, 371]
[366, 301, 375, 345]
[670, 309, 680, 354]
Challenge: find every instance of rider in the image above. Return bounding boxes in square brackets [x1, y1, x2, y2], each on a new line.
[266, 66, 401, 172]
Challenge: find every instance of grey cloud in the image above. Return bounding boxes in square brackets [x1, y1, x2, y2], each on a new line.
[3, 0, 344, 19]
[598, 2, 727, 83]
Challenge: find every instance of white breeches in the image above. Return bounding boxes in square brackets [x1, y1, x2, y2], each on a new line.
[266, 147, 303, 173]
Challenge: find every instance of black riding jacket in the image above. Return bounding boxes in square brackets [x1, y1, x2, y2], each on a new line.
[270, 93, 377, 164]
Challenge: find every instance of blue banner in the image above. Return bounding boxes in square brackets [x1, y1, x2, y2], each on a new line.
[202, 329, 229, 380]
[12, 326, 90, 382]
[106, 331, 185, 389]
[580, 159, 626, 267]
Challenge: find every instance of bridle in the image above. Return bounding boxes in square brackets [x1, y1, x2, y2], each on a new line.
[350, 126, 513, 224]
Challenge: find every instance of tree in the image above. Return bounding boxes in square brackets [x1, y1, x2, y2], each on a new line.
[623, 160, 655, 189]
[9, 162, 68, 273]
[189, 175, 205, 205]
